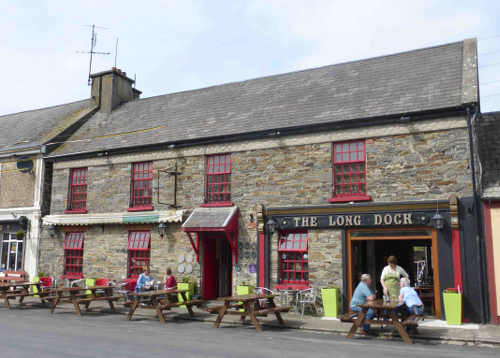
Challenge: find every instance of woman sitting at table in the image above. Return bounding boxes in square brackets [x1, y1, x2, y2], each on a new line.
[135, 268, 154, 293]
[380, 255, 409, 300]
[399, 277, 424, 316]
[163, 267, 177, 290]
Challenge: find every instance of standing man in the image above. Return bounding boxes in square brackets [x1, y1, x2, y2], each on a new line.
[350, 273, 376, 333]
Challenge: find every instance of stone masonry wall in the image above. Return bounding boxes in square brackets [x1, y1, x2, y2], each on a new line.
[41, 125, 473, 293]
[0, 159, 36, 208]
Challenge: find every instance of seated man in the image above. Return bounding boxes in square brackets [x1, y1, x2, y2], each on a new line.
[399, 277, 424, 316]
[135, 268, 154, 293]
[349, 273, 376, 333]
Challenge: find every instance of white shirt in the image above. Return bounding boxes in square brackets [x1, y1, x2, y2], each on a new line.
[380, 265, 408, 281]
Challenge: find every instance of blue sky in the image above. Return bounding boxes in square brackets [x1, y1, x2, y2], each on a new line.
[1, 0, 500, 115]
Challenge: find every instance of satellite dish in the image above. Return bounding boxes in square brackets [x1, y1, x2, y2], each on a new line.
[16, 157, 33, 173]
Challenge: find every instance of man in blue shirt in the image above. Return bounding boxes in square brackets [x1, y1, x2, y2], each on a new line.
[350, 273, 375, 333]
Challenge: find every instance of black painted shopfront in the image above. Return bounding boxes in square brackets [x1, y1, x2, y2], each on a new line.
[261, 199, 487, 323]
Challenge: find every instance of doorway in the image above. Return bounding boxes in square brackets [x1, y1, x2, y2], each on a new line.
[0, 233, 24, 271]
[202, 234, 232, 300]
[347, 228, 441, 317]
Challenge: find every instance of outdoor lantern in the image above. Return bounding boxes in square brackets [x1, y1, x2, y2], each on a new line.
[48, 224, 56, 237]
[158, 222, 168, 238]
[431, 212, 445, 230]
[266, 217, 278, 234]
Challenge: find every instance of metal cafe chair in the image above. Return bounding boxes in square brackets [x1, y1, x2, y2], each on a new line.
[296, 288, 317, 320]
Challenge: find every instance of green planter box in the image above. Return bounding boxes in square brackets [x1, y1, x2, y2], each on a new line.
[443, 290, 462, 325]
[237, 285, 254, 311]
[178, 282, 194, 308]
[321, 287, 339, 318]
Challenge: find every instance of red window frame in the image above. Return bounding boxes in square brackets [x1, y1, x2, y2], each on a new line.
[127, 231, 151, 278]
[276, 231, 309, 289]
[129, 161, 153, 211]
[65, 167, 88, 213]
[63, 232, 84, 279]
[203, 153, 232, 206]
[329, 140, 371, 203]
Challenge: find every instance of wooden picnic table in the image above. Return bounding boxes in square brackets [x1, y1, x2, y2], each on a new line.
[47, 285, 121, 316]
[212, 293, 290, 332]
[0, 282, 51, 309]
[126, 288, 203, 323]
[345, 299, 422, 344]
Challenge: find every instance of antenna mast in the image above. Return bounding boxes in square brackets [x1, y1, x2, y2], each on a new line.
[78, 24, 111, 85]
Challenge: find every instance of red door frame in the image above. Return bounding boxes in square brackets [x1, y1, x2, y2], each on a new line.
[202, 236, 218, 300]
[484, 201, 500, 324]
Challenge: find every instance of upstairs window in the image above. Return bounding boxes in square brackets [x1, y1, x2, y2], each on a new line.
[330, 140, 371, 202]
[127, 231, 151, 278]
[129, 161, 153, 211]
[63, 232, 84, 279]
[67, 167, 88, 213]
[277, 231, 309, 289]
[204, 153, 232, 206]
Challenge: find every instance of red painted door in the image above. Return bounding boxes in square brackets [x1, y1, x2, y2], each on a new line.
[202, 237, 217, 300]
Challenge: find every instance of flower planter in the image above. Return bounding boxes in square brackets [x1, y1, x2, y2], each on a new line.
[443, 289, 462, 325]
[321, 287, 339, 318]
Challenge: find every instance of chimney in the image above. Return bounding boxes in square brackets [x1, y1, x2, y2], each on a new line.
[90, 68, 141, 113]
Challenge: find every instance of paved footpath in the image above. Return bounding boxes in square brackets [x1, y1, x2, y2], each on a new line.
[0, 303, 498, 358]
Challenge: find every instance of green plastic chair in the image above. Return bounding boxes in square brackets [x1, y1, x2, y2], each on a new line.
[85, 278, 96, 295]
[32, 276, 40, 298]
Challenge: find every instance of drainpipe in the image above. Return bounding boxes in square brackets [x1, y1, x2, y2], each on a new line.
[466, 105, 489, 323]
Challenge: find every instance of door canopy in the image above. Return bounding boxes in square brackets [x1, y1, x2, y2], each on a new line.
[182, 207, 239, 263]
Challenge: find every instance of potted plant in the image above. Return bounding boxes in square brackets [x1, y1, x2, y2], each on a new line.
[15, 229, 26, 240]
[321, 286, 340, 318]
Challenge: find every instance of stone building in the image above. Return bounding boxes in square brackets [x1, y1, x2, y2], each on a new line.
[0, 98, 97, 278]
[478, 111, 500, 324]
[40, 39, 488, 322]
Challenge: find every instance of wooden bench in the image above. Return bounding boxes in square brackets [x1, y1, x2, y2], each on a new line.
[340, 313, 358, 323]
[207, 302, 244, 313]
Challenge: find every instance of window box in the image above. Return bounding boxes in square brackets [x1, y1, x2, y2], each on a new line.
[64, 209, 88, 214]
[126, 205, 154, 212]
[200, 202, 233, 208]
[328, 194, 371, 203]
[60, 273, 83, 280]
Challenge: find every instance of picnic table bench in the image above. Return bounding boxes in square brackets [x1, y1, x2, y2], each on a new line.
[211, 293, 290, 332]
[126, 288, 204, 323]
[0, 282, 51, 309]
[345, 300, 424, 344]
[47, 285, 121, 316]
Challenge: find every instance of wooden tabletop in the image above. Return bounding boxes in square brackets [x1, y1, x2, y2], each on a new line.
[129, 288, 187, 298]
[358, 299, 401, 310]
[219, 293, 275, 302]
[52, 285, 113, 292]
[0, 282, 38, 288]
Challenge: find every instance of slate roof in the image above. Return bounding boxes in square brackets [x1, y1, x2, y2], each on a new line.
[0, 99, 95, 152]
[478, 112, 500, 199]
[54, 40, 477, 156]
[182, 207, 238, 229]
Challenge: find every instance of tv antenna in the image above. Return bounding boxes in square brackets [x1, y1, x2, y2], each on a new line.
[77, 24, 111, 85]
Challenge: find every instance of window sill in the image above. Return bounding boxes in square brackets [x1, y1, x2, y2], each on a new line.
[127, 205, 154, 212]
[60, 274, 83, 280]
[200, 202, 233, 208]
[328, 195, 372, 203]
[274, 284, 310, 290]
[64, 209, 88, 214]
